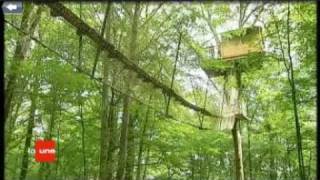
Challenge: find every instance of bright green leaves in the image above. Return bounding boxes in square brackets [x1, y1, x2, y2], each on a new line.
[201, 59, 232, 72]
[3, 2, 317, 180]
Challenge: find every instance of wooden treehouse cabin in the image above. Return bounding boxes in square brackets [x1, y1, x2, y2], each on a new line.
[220, 26, 263, 61]
[199, 26, 265, 128]
[201, 26, 264, 77]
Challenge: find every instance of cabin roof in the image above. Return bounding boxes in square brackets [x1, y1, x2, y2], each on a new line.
[220, 26, 262, 39]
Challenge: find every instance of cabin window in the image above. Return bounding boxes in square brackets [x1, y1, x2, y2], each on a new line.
[208, 46, 215, 58]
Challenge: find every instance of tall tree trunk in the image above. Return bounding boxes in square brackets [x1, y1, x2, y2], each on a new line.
[247, 121, 252, 180]
[268, 129, 277, 180]
[116, 2, 140, 180]
[230, 64, 244, 180]
[105, 89, 118, 180]
[190, 155, 195, 180]
[135, 96, 152, 180]
[99, 2, 112, 180]
[92, 2, 111, 79]
[116, 95, 130, 180]
[286, 5, 305, 180]
[285, 141, 292, 180]
[232, 118, 244, 180]
[79, 100, 87, 179]
[125, 4, 141, 179]
[247, 105, 257, 180]
[205, 156, 211, 180]
[142, 148, 150, 180]
[19, 81, 39, 180]
[273, 6, 305, 179]
[306, 149, 312, 180]
[76, 4, 87, 178]
[54, 101, 62, 179]
[38, 88, 57, 180]
[199, 153, 204, 180]
[17, 6, 43, 180]
[125, 112, 136, 180]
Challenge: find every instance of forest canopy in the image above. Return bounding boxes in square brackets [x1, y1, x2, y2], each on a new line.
[4, 2, 316, 180]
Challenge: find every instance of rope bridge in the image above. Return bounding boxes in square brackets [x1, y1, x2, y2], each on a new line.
[6, 2, 249, 130]
[43, 2, 220, 119]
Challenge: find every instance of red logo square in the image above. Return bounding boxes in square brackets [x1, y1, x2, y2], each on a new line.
[35, 140, 56, 163]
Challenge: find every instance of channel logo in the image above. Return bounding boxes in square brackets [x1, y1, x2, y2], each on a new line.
[35, 140, 56, 163]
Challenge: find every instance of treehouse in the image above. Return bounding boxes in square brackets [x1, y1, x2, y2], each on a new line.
[220, 26, 263, 60]
[201, 26, 265, 77]
[200, 27, 263, 125]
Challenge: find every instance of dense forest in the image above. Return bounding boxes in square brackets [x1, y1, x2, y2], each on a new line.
[4, 2, 316, 180]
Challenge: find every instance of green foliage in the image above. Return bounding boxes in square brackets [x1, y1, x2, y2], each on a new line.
[4, 2, 316, 180]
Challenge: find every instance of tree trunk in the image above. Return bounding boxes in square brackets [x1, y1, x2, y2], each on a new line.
[54, 102, 62, 179]
[105, 89, 118, 180]
[125, 112, 136, 180]
[232, 118, 244, 180]
[79, 100, 87, 179]
[142, 148, 150, 180]
[286, 5, 305, 180]
[19, 83, 38, 180]
[306, 149, 312, 180]
[247, 121, 252, 180]
[190, 155, 195, 180]
[116, 2, 140, 180]
[268, 131, 277, 180]
[17, 7, 43, 180]
[220, 65, 245, 180]
[38, 88, 57, 180]
[247, 105, 257, 180]
[273, 6, 305, 179]
[76, 4, 87, 178]
[92, 2, 112, 78]
[136, 96, 152, 180]
[99, 3, 112, 180]
[285, 142, 292, 180]
[116, 95, 130, 180]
